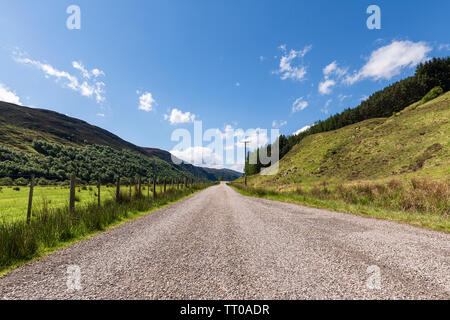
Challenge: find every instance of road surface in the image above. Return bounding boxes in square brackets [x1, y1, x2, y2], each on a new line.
[0, 182, 449, 299]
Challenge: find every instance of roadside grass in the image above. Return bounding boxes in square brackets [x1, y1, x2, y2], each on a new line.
[0, 183, 214, 274]
[229, 179, 449, 233]
[231, 93, 449, 233]
[0, 184, 173, 223]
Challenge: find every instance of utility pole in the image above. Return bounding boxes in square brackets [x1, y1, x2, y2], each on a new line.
[241, 140, 250, 186]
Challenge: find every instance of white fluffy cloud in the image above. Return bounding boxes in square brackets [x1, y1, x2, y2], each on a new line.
[294, 125, 311, 135]
[72, 61, 106, 79]
[275, 45, 312, 81]
[292, 97, 308, 113]
[344, 40, 432, 84]
[272, 120, 287, 128]
[14, 54, 106, 104]
[0, 83, 22, 105]
[164, 108, 196, 124]
[138, 92, 156, 112]
[243, 128, 270, 149]
[318, 79, 336, 95]
[318, 61, 347, 95]
[321, 99, 333, 114]
[171, 146, 222, 167]
[338, 94, 352, 102]
[323, 61, 348, 78]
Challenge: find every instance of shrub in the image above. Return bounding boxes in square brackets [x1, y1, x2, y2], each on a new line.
[14, 177, 29, 186]
[420, 86, 443, 105]
[37, 178, 51, 186]
[0, 177, 14, 186]
[13, 187, 20, 191]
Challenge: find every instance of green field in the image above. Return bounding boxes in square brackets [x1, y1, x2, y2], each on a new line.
[0, 184, 169, 223]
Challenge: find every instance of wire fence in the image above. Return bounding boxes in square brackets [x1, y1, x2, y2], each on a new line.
[0, 174, 197, 223]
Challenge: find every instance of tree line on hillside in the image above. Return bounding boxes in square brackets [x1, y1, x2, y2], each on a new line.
[0, 140, 195, 186]
[245, 56, 450, 175]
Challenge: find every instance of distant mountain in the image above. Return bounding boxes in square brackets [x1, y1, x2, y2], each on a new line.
[202, 167, 243, 181]
[141, 148, 242, 181]
[0, 101, 242, 181]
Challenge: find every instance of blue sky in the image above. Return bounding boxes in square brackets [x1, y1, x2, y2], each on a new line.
[1, 0, 449, 171]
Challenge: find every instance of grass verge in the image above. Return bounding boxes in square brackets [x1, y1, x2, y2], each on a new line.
[229, 181, 449, 233]
[0, 183, 214, 275]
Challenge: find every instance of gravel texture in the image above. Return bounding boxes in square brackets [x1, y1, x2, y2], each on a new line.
[0, 182, 449, 300]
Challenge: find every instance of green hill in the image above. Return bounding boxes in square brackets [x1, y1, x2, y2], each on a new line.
[248, 91, 449, 187]
[234, 92, 449, 231]
[0, 101, 241, 183]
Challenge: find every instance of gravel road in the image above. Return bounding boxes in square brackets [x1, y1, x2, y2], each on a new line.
[0, 182, 449, 300]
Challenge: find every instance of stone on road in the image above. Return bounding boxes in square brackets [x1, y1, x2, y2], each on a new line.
[0, 182, 449, 299]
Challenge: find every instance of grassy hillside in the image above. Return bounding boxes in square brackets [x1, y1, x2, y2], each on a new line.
[249, 91, 449, 187]
[0, 101, 142, 154]
[233, 92, 449, 232]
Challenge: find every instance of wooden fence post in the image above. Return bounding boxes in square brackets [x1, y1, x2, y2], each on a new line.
[26, 175, 34, 224]
[129, 179, 132, 199]
[147, 180, 150, 201]
[116, 177, 121, 203]
[164, 180, 167, 193]
[153, 178, 157, 199]
[138, 177, 142, 197]
[69, 174, 76, 213]
[97, 178, 101, 207]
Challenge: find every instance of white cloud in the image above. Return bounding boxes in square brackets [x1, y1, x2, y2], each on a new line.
[323, 61, 348, 79]
[171, 146, 222, 167]
[272, 120, 287, 128]
[259, 56, 265, 62]
[294, 125, 311, 135]
[338, 94, 352, 102]
[360, 95, 370, 102]
[14, 54, 106, 104]
[0, 83, 22, 105]
[319, 61, 347, 95]
[96, 113, 105, 117]
[138, 92, 156, 112]
[292, 97, 308, 113]
[164, 108, 196, 124]
[275, 45, 312, 81]
[344, 40, 432, 84]
[318, 79, 336, 95]
[321, 99, 332, 114]
[244, 128, 270, 149]
[72, 61, 90, 79]
[235, 82, 240, 87]
[323, 61, 337, 76]
[92, 68, 105, 77]
[72, 61, 105, 79]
